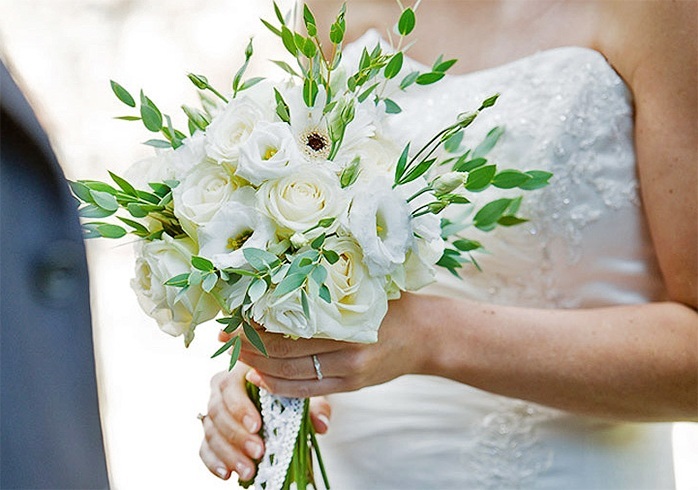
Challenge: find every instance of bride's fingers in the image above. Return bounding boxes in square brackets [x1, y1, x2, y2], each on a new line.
[240, 350, 352, 381]
[309, 396, 332, 434]
[199, 418, 257, 481]
[246, 369, 347, 398]
[240, 331, 344, 359]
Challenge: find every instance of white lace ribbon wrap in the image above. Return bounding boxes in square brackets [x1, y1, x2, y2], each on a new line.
[254, 389, 304, 490]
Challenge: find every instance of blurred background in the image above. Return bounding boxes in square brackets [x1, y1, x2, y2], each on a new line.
[0, 1, 695, 489]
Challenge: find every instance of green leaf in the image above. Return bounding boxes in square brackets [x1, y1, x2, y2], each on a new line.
[358, 82, 379, 103]
[394, 143, 411, 183]
[109, 171, 138, 196]
[79, 204, 114, 218]
[274, 273, 306, 297]
[271, 60, 300, 77]
[273, 1, 285, 24]
[492, 169, 531, 189]
[310, 233, 326, 250]
[322, 249, 340, 264]
[126, 203, 149, 218]
[140, 102, 163, 133]
[164, 273, 190, 287]
[228, 336, 242, 371]
[453, 239, 482, 252]
[114, 115, 141, 121]
[444, 130, 463, 153]
[399, 158, 437, 185]
[310, 265, 327, 286]
[143, 139, 171, 149]
[280, 26, 298, 56]
[90, 190, 119, 211]
[240, 77, 265, 92]
[498, 215, 528, 226]
[416, 72, 445, 85]
[383, 98, 402, 114]
[453, 156, 486, 172]
[384, 52, 403, 79]
[243, 321, 268, 356]
[464, 165, 496, 191]
[117, 216, 149, 234]
[202, 272, 218, 293]
[243, 248, 280, 272]
[318, 284, 332, 303]
[434, 58, 457, 73]
[397, 8, 416, 36]
[192, 255, 215, 272]
[274, 88, 291, 123]
[261, 18, 282, 37]
[302, 78, 319, 107]
[110, 80, 136, 107]
[301, 289, 311, 320]
[69, 181, 94, 203]
[95, 223, 127, 239]
[473, 126, 504, 158]
[248, 277, 268, 303]
[399, 71, 420, 90]
[473, 198, 512, 229]
[519, 170, 553, 190]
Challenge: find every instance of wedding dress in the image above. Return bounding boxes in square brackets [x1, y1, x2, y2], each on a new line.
[319, 31, 675, 490]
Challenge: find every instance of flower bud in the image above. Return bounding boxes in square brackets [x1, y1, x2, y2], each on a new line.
[427, 200, 448, 215]
[187, 73, 209, 90]
[290, 232, 309, 248]
[431, 172, 465, 196]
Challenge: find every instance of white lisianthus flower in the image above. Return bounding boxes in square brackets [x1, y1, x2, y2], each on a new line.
[313, 235, 388, 342]
[131, 234, 219, 344]
[257, 166, 346, 239]
[348, 136, 402, 184]
[236, 122, 303, 185]
[172, 161, 247, 239]
[197, 200, 277, 270]
[250, 288, 317, 339]
[205, 95, 269, 166]
[347, 177, 413, 276]
[395, 178, 446, 289]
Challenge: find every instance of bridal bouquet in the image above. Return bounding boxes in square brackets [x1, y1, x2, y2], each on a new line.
[71, 2, 550, 489]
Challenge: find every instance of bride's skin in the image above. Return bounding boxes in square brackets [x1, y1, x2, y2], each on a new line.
[199, 0, 697, 481]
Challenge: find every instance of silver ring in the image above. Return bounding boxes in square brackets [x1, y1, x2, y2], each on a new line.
[197, 413, 207, 424]
[312, 354, 324, 380]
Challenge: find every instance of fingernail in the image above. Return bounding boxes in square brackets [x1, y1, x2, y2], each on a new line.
[317, 414, 330, 433]
[236, 461, 254, 481]
[215, 466, 229, 479]
[245, 439, 264, 459]
[245, 370, 262, 387]
[243, 414, 260, 433]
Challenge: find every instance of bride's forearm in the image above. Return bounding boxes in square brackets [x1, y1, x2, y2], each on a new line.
[413, 294, 698, 422]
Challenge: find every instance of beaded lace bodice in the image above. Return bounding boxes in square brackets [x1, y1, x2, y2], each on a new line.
[320, 32, 675, 490]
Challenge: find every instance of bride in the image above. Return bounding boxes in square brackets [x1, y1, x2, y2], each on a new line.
[199, 0, 697, 488]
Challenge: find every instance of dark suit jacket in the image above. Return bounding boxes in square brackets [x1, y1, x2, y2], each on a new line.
[1, 62, 109, 489]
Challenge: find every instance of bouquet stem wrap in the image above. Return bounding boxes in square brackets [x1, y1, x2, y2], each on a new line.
[245, 384, 329, 490]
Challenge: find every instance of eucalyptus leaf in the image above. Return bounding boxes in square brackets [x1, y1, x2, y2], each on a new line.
[95, 223, 127, 239]
[110, 80, 136, 107]
[248, 277, 268, 303]
[492, 169, 531, 189]
[274, 273, 307, 297]
[202, 273, 218, 293]
[383, 98, 402, 114]
[164, 273, 190, 287]
[453, 239, 482, 252]
[399, 158, 436, 185]
[519, 170, 553, 190]
[416, 72, 445, 85]
[212, 336, 236, 359]
[384, 52, 404, 79]
[397, 8, 416, 36]
[473, 198, 512, 229]
[394, 143, 411, 183]
[79, 204, 115, 219]
[90, 190, 119, 211]
[228, 336, 242, 371]
[399, 71, 420, 90]
[464, 165, 496, 191]
[109, 171, 138, 196]
[473, 126, 504, 158]
[69, 181, 94, 203]
[117, 216, 148, 234]
[243, 322, 268, 356]
[143, 139, 171, 149]
[318, 284, 332, 303]
[192, 255, 215, 272]
[140, 104, 163, 132]
[243, 247, 280, 271]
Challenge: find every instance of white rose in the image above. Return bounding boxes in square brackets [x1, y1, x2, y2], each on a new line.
[346, 136, 402, 184]
[124, 152, 176, 190]
[250, 287, 317, 339]
[169, 131, 209, 180]
[257, 166, 347, 238]
[197, 199, 277, 270]
[172, 161, 247, 239]
[313, 235, 388, 342]
[131, 234, 219, 344]
[346, 176, 413, 276]
[205, 95, 269, 165]
[236, 122, 303, 185]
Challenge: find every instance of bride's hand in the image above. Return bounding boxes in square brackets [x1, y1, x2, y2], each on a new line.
[199, 363, 332, 480]
[240, 292, 433, 398]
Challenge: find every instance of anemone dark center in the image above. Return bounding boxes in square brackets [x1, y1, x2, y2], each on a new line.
[306, 132, 327, 152]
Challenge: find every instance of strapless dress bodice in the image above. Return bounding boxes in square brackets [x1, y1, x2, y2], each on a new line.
[320, 31, 675, 490]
